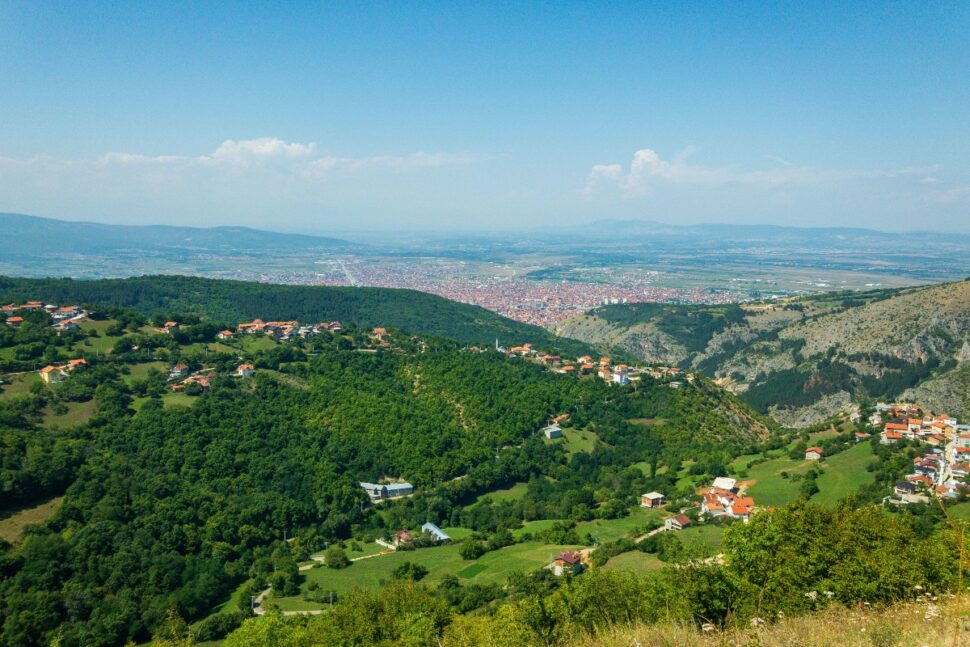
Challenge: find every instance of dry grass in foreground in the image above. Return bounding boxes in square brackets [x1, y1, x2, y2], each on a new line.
[576, 597, 969, 647]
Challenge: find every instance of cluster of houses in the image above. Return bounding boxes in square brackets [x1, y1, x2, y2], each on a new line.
[234, 318, 345, 341]
[878, 406, 960, 447]
[501, 342, 688, 387]
[167, 361, 254, 392]
[698, 477, 756, 522]
[638, 491, 693, 532]
[3, 300, 88, 334]
[873, 403, 970, 503]
[38, 358, 87, 383]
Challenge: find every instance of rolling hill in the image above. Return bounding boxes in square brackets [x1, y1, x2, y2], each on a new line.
[0, 274, 597, 354]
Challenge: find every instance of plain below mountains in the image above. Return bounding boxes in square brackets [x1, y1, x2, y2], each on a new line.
[557, 280, 970, 425]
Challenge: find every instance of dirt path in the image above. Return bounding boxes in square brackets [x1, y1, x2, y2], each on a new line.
[633, 525, 667, 543]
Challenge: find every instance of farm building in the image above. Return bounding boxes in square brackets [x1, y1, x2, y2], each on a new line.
[360, 481, 414, 502]
[543, 424, 562, 439]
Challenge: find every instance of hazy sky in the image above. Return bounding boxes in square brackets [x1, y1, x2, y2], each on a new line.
[1, 2, 969, 233]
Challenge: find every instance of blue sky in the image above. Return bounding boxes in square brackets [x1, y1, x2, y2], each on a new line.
[1, 1, 968, 232]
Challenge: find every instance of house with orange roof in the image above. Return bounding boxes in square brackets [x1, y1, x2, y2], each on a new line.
[5, 316, 24, 328]
[880, 431, 904, 444]
[805, 446, 823, 460]
[549, 550, 584, 576]
[234, 363, 254, 377]
[67, 359, 87, 370]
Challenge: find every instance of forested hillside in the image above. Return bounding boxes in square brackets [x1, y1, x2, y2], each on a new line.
[0, 275, 594, 353]
[558, 281, 970, 425]
[0, 304, 774, 646]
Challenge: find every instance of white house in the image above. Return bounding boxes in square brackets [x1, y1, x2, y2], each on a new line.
[805, 447, 823, 460]
[421, 522, 451, 543]
[543, 424, 562, 439]
[640, 492, 666, 508]
[665, 514, 691, 531]
[711, 477, 737, 491]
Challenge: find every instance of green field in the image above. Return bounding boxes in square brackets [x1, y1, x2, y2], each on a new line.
[440, 527, 474, 541]
[475, 482, 529, 505]
[578, 507, 665, 542]
[631, 461, 652, 476]
[546, 427, 601, 454]
[76, 319, 115, 332]
[738, 443, 876, 508]
[809, 442, 877, 505]
[0, 372, 42, 399]
[239, 336, 278, 353]
[312, 541, 388, 562]
[677, 524, 724, 552]
[602, 550, 664, 573]
[122, 361, 168, 384]
[272, 540, 580, 610]
[947, 502, 970, 521]
[162, 392, 197, 408]
[511, 507, 664, 543]
[729, 449, 786, 474]
[740, 456, 817, 507]
[207, 342, 239, 354]
[511, 519, 563, 539]
[43, 399, 97, 428]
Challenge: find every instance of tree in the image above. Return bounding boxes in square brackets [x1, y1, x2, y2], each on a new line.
[391, 560, 428, 582]
[324, 546, 350, 569]
[459, 537, 485, 560]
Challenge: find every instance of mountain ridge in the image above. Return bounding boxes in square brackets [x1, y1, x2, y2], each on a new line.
[0, 212, 358, 257]
[557, 280, 970, 424]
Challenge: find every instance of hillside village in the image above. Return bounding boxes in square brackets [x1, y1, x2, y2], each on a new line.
[875, 403, 970, 504]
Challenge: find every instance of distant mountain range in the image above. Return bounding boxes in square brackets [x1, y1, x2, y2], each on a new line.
[565, 219, 970, 246]
[0, 212, 358, 259]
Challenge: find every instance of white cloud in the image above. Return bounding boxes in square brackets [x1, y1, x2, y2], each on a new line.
[585, 147, 930, 198]
[20, 138, 483, 175]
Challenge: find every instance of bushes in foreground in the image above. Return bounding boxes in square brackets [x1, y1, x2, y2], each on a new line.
[186, 503, 966, 647]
